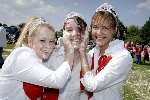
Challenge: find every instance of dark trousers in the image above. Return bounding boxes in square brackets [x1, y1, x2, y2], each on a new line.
[135, 55, 141, 64]
[0, 47, 4, 68]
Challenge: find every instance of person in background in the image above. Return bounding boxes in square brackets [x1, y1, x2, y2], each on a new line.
[80, 3, 132, 100]
[0, 17, 74, 100]
[134, 43, 142, 64]
[142, 45, 149, 63]
[0, 24, 7, 68]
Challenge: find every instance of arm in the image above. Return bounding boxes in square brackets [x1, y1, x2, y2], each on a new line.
[81, 51, 132, 92]
[13, 50, 71, 89]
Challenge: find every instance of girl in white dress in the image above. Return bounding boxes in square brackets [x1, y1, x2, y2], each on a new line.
[58, 12, 88, 100]
[0, 17, 74, 100]
[80, 3, 132, 100]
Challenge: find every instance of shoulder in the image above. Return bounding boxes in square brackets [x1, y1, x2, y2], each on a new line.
[110, 48, 132, 67]
[8, 47, 38, 63]
[13, 47, 35, 57]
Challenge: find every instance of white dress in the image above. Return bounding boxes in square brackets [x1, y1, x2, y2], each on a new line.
[0, 47, 71, 100]
[47, 46, 81, 100]
[81, 39, 132, 100]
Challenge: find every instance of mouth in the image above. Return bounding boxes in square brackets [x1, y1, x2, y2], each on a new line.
[42, 50, 50, 54]
[96, 36, 106, 40]
[71, 38, 81, 42]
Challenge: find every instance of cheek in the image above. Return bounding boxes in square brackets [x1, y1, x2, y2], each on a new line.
[107, 32, 114, 40]
[91, 30, 96, 39]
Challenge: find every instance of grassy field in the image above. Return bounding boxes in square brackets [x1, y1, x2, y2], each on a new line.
[123, 63, 150, 100]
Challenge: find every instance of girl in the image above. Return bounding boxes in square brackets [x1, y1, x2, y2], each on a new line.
[58, 12, 87, 100]
[0, 17, 73, 100]
[80, 3, 132, 100]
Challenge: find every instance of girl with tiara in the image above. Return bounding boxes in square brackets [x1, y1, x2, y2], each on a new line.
[0, 16, 74, 100]
[58, 11, 88, 100]
[80, 3, 132, 100]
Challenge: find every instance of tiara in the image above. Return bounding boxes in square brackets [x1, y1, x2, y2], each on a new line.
[64, 11, 84, 22]
[96, 3, 117, 17]
[29, 17, 48, 36]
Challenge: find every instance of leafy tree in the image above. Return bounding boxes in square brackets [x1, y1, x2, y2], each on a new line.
[125, 25, 142, 43]
[140, 17, 150, 45]
[55, 29, 63, 39]
[117, 18, 127, 40]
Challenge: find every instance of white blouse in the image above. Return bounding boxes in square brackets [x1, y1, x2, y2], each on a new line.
[81, 39, 132, 100]
[0, 47, 71, 100]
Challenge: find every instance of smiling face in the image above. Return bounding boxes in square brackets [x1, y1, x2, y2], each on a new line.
[64, 18, 83, 49]
[28, 24, 56, 60]
[91, 11, 117, 50]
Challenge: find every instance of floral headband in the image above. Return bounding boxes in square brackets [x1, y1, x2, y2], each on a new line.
[96, 3, 117, 18]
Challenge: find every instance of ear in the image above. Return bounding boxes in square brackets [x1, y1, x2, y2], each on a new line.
[27, 37, 33, 48]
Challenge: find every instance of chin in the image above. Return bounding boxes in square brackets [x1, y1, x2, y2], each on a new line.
[42, 55, 50, 61]
[73, 45, 79, 49]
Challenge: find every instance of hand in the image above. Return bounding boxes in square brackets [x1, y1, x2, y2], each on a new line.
[79, 31, 89, 55]
[63, 30, 74, 69]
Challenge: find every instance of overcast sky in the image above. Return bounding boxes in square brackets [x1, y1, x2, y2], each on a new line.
[0, 0, 150, 30]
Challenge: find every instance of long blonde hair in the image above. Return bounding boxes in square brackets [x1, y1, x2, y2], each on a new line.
[15, 16, 55, 48]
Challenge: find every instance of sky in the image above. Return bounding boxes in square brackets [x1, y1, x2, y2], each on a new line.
[0, 0, 150, 30]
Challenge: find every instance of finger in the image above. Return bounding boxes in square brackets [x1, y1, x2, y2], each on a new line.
[63, 30, 70, 41]
[63, 30, 71, 45]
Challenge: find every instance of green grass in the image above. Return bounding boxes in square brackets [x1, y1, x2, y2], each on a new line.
[123, 62, 150, 100]
[123, 84, 140, 100]
[4, 43, 15, 49]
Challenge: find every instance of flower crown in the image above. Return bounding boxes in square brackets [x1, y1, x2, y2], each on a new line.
[96, 3, 117, 17]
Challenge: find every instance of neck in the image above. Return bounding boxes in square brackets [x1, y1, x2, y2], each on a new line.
[99, 44, 109, 55]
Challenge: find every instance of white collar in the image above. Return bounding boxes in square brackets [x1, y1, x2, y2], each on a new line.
[94, 39, 124, 55]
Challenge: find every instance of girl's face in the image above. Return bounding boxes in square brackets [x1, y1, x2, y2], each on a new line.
[92, 17, 116, 49]
[29, 25, 56, 60]
[64, 18, 84, 49]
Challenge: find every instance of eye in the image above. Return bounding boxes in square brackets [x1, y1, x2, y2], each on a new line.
[40, 39, 46, 43]
[102, 26, 111, 31]
[92, 26, 99, 30]
[49, 40, 56, 45]
[102, 26, 108, 30]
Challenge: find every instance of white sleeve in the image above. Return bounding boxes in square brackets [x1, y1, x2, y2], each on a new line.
[13, 51, 71, 89]
[81, 51, 132, 92]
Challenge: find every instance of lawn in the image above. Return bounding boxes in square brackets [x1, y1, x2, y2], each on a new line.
[123, 63, 150, 100]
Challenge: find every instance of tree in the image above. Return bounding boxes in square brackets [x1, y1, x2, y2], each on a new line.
[140, 17, 150, 45]
[117, 18, 127, 40]
[55, 29, 63, 39]
[125, 25, 141, 43]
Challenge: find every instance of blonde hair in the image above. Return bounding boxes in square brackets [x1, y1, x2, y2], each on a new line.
[15, 16, 55, 48]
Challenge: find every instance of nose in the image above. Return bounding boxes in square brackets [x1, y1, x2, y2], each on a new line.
[95, 28, 104, 36]
[72, 30, 80, 37]
[44, 42, 55, 49]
